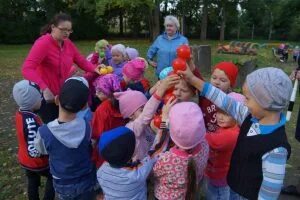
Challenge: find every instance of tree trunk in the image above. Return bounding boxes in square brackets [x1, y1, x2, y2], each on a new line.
[200, 0, 208, 40]
[220, 7, 226, 41]
[119, 12, 123, 36]
[181, 16, 186, 35]
[251, 24, 255, 40]
[268, 12, 273, 41]
[149, 0, 160, 41]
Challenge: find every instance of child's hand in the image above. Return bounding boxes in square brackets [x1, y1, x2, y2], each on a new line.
[177, 63, 195, 83]
[149, 81, 161, 95]
[149, 60, 157, 68]
[162, 96, 177, 121]
[160, 75, 180, 92]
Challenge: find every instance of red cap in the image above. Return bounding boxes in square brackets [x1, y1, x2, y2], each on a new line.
[213, 62, 238, 87]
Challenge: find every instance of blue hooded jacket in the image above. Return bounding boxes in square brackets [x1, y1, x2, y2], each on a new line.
[147, 32, 188, 76]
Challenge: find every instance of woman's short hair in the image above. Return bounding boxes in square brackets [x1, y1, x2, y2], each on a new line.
[164, 15, 180, 29]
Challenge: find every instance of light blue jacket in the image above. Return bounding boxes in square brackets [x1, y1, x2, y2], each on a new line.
[147, 32, 188, 76]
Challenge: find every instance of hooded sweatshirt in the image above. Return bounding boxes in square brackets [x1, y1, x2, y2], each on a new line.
[34, 118, 94, 181]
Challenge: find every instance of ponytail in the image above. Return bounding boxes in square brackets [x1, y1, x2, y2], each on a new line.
[186, 157, 198, 200]
[40, 13, 72, 35]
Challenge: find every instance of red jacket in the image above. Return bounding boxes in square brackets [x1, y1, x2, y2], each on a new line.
[199, 97, 219, 132]
[91, 100, 126, 167]
[15, 111, 49, 171]
[205, 125, 240, 180]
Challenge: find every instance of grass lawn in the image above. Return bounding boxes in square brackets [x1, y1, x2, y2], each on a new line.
[0, 39, 299, 199]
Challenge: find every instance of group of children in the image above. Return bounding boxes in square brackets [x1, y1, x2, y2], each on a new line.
[13, 39, 293, 200]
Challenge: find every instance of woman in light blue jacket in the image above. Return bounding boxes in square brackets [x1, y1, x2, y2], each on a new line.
[147, 15, 189, 78]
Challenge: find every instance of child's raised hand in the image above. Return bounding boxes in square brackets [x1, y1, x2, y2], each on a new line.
[177, 63, 195, 82]
[160, 75, 180, 91]
[162, 96, 177, 121]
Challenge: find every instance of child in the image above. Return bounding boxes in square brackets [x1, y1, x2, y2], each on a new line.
[199, 61, 238, 132]
[75, 77, 93, 123]
[13, 80, 55, 200]
[91, 74, 125, 168]
[109, 44, 127, 80]
[173, 78, 197, 102]
[277, 43, 289, 63]
[205, 92, 245, 200]
[293, 46, 300, 63]
[125, 47, 139, 61]
[88, 39, 112, 65]
[153, 102, 209, 200]
[97, 124, 169, 199]
[179, 66, 292, 200]
[114, 75, 180, 161]
[34, 77, 96, 199]
[121, 58, 150, 94]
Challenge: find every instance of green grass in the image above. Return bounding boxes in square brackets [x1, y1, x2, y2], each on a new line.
[0, 39, 299, 199]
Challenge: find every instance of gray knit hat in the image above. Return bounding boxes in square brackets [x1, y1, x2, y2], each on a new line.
[246, 67, 292, 111]
[13, 80, 42, 110]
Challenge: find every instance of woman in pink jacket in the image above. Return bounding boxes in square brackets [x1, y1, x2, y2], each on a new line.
[22, 13, 99, 123]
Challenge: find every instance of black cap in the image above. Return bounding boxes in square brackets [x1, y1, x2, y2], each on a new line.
[59, 78, 89, 113]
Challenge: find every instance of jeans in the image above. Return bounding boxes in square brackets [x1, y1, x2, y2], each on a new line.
[229, 189, 248, 200]
[205, 180, 230, 200]
[25, 169, 55, 200]
[54, 172, 96, 200]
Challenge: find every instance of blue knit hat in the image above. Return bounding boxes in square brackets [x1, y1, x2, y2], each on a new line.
[99, 126, 136, 167]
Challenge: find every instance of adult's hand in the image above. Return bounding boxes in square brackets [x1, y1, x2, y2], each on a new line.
[149, 60, 157, 68]
[43, 88, 55, 102]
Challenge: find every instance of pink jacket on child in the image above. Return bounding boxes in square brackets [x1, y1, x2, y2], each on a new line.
[22, 33, 96, 95]
[126, 95, 161, 161]
[153, 141, 209, 200]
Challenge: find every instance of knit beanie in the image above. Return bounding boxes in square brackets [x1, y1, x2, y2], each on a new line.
[122, 58, 146, 81]
[59, 77, 89, 113]
[125, 47, 139, 60]
[114, 90, 148, 119]
[13, 80, 42, 110]
[169, 102, 206, 150]
[246, 67, 292, 111]
[213, 62, 239, 87]
[159, 66, 173, 80]
[93, 74, 121, 96]
[111, 44, 126, 57]
[99, 126, 135, 167]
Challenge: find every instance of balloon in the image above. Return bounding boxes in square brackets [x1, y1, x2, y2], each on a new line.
[176, 44, 191, 60]
[153, 115, 162, 128]
[165, 87, 174, 95]
[99, 68, 108, 75]
[163, 93, 176, 104]
[106, 66, 114, 73]
[159, 66, 173, 80]
[172, 58, 186, 73]
[99, 51, 105, 58]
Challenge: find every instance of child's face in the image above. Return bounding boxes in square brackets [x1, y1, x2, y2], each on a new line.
[96, 90, 108, 102]
[32, 99, 42, 112]
[112, 51, 124, 64]
[242, 83, 266, 119]
[173, 79, 195, 102]
[216, 110, 236, 128]
[210, 69, 231, 92]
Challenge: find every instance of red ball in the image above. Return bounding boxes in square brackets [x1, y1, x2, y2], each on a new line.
[153, 115, 162, 128]
[165, 87, 174, 95]
[176, 44, 191, 60]
[172, 58, 186, 73]
[163, 93, 176, 104]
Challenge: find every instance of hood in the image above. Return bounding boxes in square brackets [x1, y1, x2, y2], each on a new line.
[47, 118, 87, 148]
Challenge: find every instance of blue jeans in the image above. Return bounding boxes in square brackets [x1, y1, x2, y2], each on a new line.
[54, 172, 96, 200]
[229, 189, 248, 200]
[205, 180, 230, 200]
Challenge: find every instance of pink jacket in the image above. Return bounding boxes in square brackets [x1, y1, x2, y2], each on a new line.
[22, 34, 96, 95]
[153, 141, 209, 200]
[126, 95, 161, 161]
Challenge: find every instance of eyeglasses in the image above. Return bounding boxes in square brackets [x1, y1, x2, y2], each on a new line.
[56, 26, 73, 33]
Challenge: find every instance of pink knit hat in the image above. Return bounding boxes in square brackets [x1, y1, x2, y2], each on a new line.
[169, 102, 206, 150]
[122, 58, 146, 81]
[228, 92, 245, 103]
[114, 90, 148, 119]
[93, 74, 121, 96]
